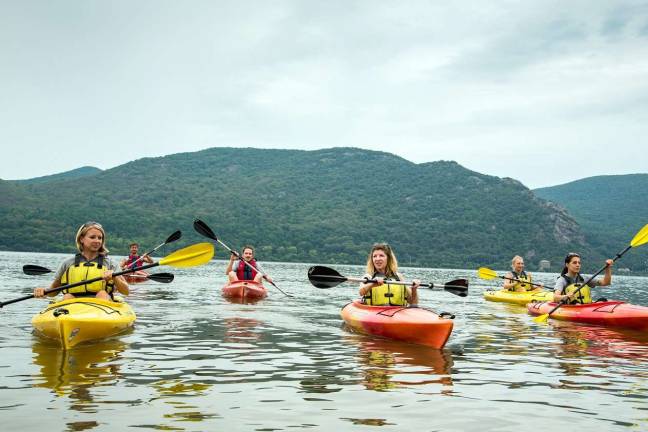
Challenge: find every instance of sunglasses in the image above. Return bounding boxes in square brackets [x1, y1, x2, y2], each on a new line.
[565, 252, 580, 261]
[81, 221, 103, 229]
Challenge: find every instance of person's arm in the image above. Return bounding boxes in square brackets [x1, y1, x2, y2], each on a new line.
[595, 259, 613, 287]
[226, 254, 237, 275]
[106, 259, 129, 296]
[359, 274, 381, 297]
[34, 279, 61, 298]
[553, 278, 572, 303]
[256, 263, 272, 283]
[111, 274, 129, 296]
[120, 257, 129, 268]
[408, 278, 420, 305]
[142, 254, 154, 264]
[502, 272, 516, 290]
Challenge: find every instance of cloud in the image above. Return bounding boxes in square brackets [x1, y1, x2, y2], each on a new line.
[0, 1, 646, 188]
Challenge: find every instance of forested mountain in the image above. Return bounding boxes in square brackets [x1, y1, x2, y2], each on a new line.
[0, 147, 599, 271]
[14, 166, 102, 184]
[535, 174, 648, 272]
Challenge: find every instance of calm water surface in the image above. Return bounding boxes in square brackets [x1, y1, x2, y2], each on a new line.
[1, 251, 647, 431]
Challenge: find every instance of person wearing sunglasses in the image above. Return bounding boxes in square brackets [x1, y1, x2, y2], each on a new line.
[554, 252, 613, 304]
[33, 222, 129, 300]
[358, 243, 420, 306]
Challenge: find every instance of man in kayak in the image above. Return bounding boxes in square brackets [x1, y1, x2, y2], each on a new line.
[33, 221, 129, 301]
[554, 253, 613, 304]
[502, 255, 543, 292]
[226, 245, 273, 284]
[120, 242, 154, 270]
[358, 243, 420, 306]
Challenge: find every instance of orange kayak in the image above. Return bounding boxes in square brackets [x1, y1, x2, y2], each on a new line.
[221, 280, 267, 301]
[123, 271, 149, 284]
[340, 300, 454, 348]
[527, 301, 648, 330]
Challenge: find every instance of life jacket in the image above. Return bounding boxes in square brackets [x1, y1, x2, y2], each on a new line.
[509, 270, 533, 291]
[61, 254, 114, 295]
[125, 254, 141, 269]
[236, 259, 258, 281]
[561, 273, 591, 304]
[363, 272, 407, 306]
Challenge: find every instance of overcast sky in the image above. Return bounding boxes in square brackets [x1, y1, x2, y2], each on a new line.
[1, 1, 647, 188]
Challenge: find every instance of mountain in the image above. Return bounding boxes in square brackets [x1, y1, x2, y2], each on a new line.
[534, 174, 648, 272]
[0, 147, 594, 271]
[14, 166, 102, 184]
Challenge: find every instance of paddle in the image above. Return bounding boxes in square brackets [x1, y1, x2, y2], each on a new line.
[123, 230, 182, 269]
[193, 219, 293, 297]
[534, 223, 648, 324]
[307, 265, 469, 297]
[22, 264, 175, 283]
[1, 242, 213, 308]
[477, 267, 546, 289]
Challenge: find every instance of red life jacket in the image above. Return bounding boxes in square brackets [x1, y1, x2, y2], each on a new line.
[126, 254, 141, 269]
[236, 259, 258, 280]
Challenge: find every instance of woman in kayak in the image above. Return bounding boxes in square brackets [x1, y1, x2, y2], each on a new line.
[358, 243, 420, 306]
[553, 252, 613, 304]
[502, 255, 543, 292]
[226, 245, 273, 284]
[33, 221, 129, 300]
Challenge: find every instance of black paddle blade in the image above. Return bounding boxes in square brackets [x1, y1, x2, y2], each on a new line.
[166, 230, 182, 243]
[23, 264, 52, 275]
[193, 219, 218, 241]
[307, 266, 347, 289]
[147, 272, 175, 283]
[443, 278, 469, 297]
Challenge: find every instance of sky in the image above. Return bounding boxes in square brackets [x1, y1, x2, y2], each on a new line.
[1, 1, 647, 189]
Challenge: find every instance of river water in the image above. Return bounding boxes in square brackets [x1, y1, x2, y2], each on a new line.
[1, 251, 646, 431]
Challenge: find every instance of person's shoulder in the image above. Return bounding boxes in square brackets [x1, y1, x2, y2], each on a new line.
[58, 255, 77, 267]
[103, 256, 120, 268]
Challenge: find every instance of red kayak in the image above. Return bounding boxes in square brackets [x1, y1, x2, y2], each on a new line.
[527, 301, 648, 330]
[340, 300, 454, 348]
[221, 280, 267, 301]
[123, 270, 149, 284]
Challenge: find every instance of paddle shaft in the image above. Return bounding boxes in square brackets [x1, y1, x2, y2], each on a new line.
[544, 245, 628, 317]
[498, 274, 545, 289]
[0, 262, 160, 308]
[322, 275, 456, 289]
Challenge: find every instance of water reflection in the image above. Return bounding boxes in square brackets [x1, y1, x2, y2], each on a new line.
[31, 338, 127, 400]
[550, 321, 648, 363]
[344, 334, 453, 391]
[223, 317, 263, 343]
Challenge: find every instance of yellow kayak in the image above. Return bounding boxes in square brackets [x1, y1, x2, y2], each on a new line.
[31, 297, 136, 349]
[483, 289, 554, 306]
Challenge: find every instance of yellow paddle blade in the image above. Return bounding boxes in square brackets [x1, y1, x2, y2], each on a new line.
[159, 242, 214, 268]
[477, 267, 497, 280]
[630, 224, 648, 247]
[533, 314, 550, 324]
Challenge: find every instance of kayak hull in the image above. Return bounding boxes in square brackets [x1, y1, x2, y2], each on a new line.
[527, 301, 648, 330]
[221, 280, 267, 301]
[123, 270, 149, 284]
[340, 300, 454, 348]
[31, 297, 136, 349]
[484, 289, 554, 305]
